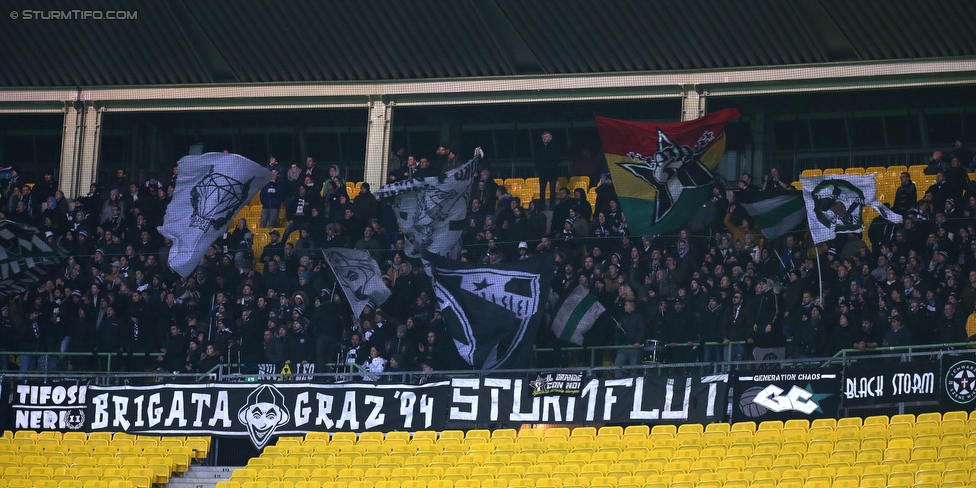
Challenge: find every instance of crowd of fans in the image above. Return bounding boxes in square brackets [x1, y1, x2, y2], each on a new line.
[1, 135, 976, 380]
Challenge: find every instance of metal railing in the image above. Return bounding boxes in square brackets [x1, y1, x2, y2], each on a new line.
[534, 340, 749, 369]
[7, 340, 972, 384]
[0, 350, 165, 376]
[2, 370, 217, 385]
[827, 340, 976, 366]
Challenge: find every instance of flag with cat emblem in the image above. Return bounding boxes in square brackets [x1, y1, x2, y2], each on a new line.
[376, 148, 482, 259]
[159, 152, 271, 277]
[423, 251, 553, 370]
[323, 248, 392, 316]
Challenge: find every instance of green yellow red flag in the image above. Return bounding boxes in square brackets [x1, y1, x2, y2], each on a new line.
[595, 108, 740, 236]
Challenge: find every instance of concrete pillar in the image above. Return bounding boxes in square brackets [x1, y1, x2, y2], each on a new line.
[681, 85, 706, 121]
[363, 97, 393, 189]
[58, 103, 83, 198]
[77, 104, 103, 197]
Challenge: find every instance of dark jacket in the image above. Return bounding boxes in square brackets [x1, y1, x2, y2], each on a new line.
[892, 182, 917, 215]
[16, 320, 42, 352]
[663, 307, 697, 344]
[535, 141, 561, 176]
[699, 303, 725, 344]
[882, 325, 913, 348]
[95, 316, 122, 352]
[827, 322, 859, 356]
[615, 312, 646, 346]
[353, 191, 379, 224]
[933, 315, 967, 345]
[795, 317, 827, 357]
[722, 304, 753, 342]
[263, 338, 285, 368]
[260, 176, 287, 210]
[283, 328, 313, 364]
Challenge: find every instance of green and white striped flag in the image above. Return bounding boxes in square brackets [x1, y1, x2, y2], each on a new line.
[551, 284, 606, 346]
[738, 192, 806, 240]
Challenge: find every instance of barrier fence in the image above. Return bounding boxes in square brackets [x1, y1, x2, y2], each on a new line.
[2, 338, 973, 377]
[5, 346, 974, 428]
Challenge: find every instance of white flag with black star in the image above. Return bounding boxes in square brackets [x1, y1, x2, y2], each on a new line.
[423, 251, 553, 370]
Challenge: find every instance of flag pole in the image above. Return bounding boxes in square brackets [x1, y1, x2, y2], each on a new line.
[816, 244, 824, 301]
[773, 242, 789, 279]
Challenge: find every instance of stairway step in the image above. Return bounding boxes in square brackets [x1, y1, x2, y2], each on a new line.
[165, 465, 242, 488]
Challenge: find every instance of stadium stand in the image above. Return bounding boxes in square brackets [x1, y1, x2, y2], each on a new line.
[201, 411, 976, 488]
[0, 432, 209, 487]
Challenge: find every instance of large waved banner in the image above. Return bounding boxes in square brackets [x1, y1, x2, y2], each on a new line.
[800, 174, 902, 244]
[159, 152, 271, 276]
[595, 109, 739, 237]
[323, 248, 393, 317]
[0, 219, 69, 299]
[9, 374, 727, 448]
[375, 153, 479, 259]
[731, 369, 840, 422]
[424, 252, 554, 371]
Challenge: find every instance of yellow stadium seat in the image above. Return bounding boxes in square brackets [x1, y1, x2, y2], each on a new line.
[844, 167, 864, 174]
[943, 411, 969, 423]
[597, 426, 623, 439]
[439, 430, 464, 444]
[864, 464, 891, 478]
[646, 425, 672, 437]
[504, 178, 524, 191]
[887, 472, 915, 486]
[569, 176, 590, 189]
[357, 432, 384, 445]
[890, 413, 914, 425]
[731, 421, 756, 434]
[915, 412, 940, 424]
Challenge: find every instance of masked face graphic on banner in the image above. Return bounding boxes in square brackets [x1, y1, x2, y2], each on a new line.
[237, 384, 290, 449]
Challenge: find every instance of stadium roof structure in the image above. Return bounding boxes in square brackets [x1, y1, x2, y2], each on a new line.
[2, 0, 976, 87]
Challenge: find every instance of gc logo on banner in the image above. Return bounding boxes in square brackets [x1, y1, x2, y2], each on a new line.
[732, 369, 840, 422]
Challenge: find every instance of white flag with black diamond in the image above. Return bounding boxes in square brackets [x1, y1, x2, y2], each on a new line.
[159, 152, 271, 277]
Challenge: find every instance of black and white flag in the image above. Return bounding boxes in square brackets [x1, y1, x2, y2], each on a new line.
[323, 248, 392, 316]
[375, 150, 481, 259]
[800, 174, 901, 244]
[423, 252, 553, 370]
[159, 153, 271, 277]
[0, 220, 68, 299]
